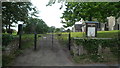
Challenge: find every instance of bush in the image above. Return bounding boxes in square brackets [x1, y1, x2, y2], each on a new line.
[74, 38, 119, 62]
[2, 34, 14, 46]
[2, 54, 15, 66]
[2, 34, 13, 46]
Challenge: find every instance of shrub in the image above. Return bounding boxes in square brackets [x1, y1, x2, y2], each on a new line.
[2, 34, 14, 46]
[2, 54, 15, 66]
[74, 38, 119, 62]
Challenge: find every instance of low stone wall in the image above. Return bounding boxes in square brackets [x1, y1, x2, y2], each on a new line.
[71, 43, 87, 56]
[71, 38, 112, 56]
[3, 38, 19, 56]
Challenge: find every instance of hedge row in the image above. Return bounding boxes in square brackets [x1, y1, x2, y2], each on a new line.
[2, 34, 18, 47]
[74, 38, 119, 62]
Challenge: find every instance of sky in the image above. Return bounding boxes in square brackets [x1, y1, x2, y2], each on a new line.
[31, 0, 66, 28]
[11, 0, 67, 31]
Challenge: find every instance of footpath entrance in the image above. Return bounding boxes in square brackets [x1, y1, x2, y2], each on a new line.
[12, 34, 73, 66]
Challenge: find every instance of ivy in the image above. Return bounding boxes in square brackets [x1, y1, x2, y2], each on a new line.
[2, 34, 14, 46]
[74, 38, 119, 62]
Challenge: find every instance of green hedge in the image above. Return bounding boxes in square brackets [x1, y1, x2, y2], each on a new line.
[2, 34, 15, 46]
[74, 38, 119, 62]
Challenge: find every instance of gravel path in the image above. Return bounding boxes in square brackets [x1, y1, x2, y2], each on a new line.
[11, 34, 119, 66]
[12, 34, 73, 66]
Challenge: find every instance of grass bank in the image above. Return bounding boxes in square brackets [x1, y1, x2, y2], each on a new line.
[61, 30, 119, 38]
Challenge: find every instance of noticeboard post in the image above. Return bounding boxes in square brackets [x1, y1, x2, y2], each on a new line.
[85, 21, 98, 37]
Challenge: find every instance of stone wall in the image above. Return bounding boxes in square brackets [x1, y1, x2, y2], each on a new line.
[71, 43, 87, 56]
[3, 38, 19, 56]
[71, 38, 111, 56]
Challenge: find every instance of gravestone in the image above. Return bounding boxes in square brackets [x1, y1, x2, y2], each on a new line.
[104, 22, 109, 31]
[114, 23, 119, 30]
[107, 16, 115, 31]
[97, 23, 101, 31]
[117, 17, 120, 30]
[100, 23, 105, 31]
[74, 24, 82, 32]
[117, 17, 120, 24]
[72, 27, 76, 32]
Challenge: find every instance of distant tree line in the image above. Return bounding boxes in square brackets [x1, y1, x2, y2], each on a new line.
[23, 17, 49, 34]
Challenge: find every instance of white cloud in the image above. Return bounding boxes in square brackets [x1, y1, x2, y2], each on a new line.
[11, 0, 66, 31]
[31, 0, 66, 28]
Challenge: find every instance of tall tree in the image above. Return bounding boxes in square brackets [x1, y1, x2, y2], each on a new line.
[23, 18, 49, 34]
[2, 2, 38, 33]
[35, 19, 49, 34]
[48, 26, 56, 33]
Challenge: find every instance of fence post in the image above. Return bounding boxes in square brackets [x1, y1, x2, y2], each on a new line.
[19, 34, 21, 49]
[34, 33, 37, 50]
[52, 31, 53, 48]
[68, 29, 71, 50]
[18, 24, 23, 49]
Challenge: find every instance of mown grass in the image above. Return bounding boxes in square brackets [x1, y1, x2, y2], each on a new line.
[16, 34, 42, 49]
[97, 30, 118, 38]
[61, 30, 119, 38]
[21, 34, 34, 49]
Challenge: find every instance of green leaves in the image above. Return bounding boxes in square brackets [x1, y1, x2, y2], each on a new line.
[2, 34, 18, 47]
[75, 39, 117, 49]
[23, 18, 49, 34]
[2, 2, 38, 30]
[61, 2, 120, 27]
[74, 38, 119, 62]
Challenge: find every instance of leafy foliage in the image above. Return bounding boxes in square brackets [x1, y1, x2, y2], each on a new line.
[74, 38, 119, 62]
[2, 34, 15, 46]
[2, 54, 15, 66]
[61, 2, 120, 27]
[2, 34, 36, 66]
[2, 2, 38, 33]
[48, 26, 56, 33]
[55, 28, 61, 32]
[36, 19, 49, 34]
[23, 18, 49, 34]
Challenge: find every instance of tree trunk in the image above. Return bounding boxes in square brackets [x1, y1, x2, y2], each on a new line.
[5, 25, 7, 30]
[8, 24, 10, 30]
[5, 25, 8, 33]
[89, 14, 92, 21]
[7, 24, 12, 34]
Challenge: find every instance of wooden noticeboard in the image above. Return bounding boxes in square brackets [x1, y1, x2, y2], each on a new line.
[85, 21, 98, 37]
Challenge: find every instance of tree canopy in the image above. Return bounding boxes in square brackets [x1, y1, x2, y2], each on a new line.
[2, 2, 38, 31]
[23, 18, 49, 34]
[61, 2, 120, 27]
[46, 1, 120, 28]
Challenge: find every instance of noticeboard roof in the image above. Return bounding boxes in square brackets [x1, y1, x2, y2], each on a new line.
[85, 21, 99, 23]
